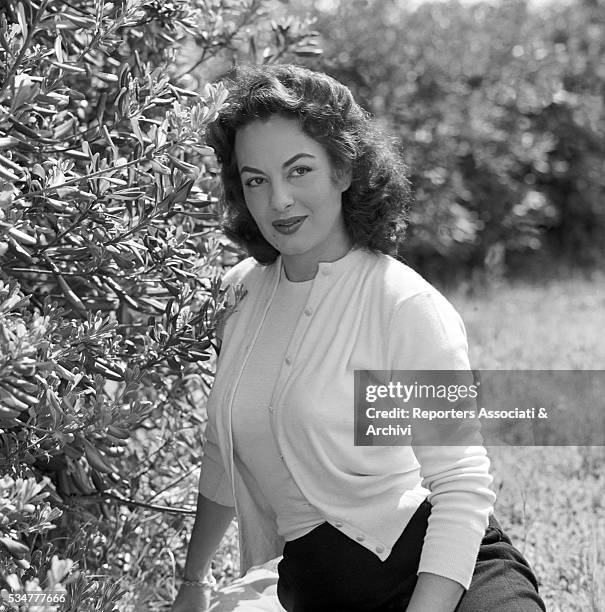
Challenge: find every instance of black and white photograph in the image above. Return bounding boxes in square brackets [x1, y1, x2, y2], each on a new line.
[0, 0, 603, 610]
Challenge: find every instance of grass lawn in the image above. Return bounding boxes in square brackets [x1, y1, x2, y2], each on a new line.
[449, 271, 605, 612]
[212, 272, 605, 611]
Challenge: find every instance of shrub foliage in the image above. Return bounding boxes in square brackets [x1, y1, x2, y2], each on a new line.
[296, 0, 605, 280]
[0, 1, 319, 609]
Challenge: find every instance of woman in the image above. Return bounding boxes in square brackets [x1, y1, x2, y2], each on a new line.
[172, 65, 546, 612]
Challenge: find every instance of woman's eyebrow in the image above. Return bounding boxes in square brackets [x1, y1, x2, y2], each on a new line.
[239, 164, 264, 175]
[239, 153, 316, 175]
[282, 152, 315, 167]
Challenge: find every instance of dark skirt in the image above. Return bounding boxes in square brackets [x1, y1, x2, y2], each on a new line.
[276, 500, 546, 612]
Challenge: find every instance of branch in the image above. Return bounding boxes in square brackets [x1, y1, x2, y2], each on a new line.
[0, 0, 50, 101]
[37, 210, 90, 254]
[19, 154, 150, 199]
[145, 464, 199, 504]
[80, 490, 197, 515]
[176, 0, 263, 79]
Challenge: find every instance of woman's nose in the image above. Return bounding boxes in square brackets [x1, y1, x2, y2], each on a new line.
[269, 181, 294, 211]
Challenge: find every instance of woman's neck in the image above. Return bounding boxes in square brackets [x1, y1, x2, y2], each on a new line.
[281, 241, 354, 282]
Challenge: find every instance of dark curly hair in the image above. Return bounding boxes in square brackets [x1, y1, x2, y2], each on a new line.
[206, 64, 412, 264]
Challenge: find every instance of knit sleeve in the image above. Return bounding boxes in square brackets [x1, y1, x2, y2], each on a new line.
[389, 291, 496, 590]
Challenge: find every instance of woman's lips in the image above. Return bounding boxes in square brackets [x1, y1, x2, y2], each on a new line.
[272, 216, 307, 235]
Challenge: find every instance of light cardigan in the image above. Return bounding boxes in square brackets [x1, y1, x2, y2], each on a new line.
[231, 270, 325, 541]
[198, 247, 496, 589]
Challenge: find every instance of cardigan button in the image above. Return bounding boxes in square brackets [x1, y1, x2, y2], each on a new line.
[285, 356, 292, 365]
[268, 406, 275, 413]
[303, 307, 313, 316]
[321, 268, 331, 276]
[375, 545, 384, 553]
[334, 522, 343, 528]
[355, 535, 365, 542]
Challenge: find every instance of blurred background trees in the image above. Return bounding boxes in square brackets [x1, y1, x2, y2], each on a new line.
[294, 0, 605, 283]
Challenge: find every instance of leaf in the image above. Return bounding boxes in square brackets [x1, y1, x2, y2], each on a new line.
[171, 179, 195, 204]
[31, 163, 45, 180]
[8, 226, 36, 246]
[294, 47, 323, 57]
[0, 136, 21, 150]
[16, 3, 28, 40]
[53, 117, 75, 140]
[59, 11, 96, 28]
[102, 125, 118, 161]
[192, 145, 214, 156]
[50, 61, 87, 74]
[12, 75, 40, 111]
[56, 275, 87, 313]
[150, 159, 171, 174]
[130, 116, 145, 149]
[111, 187, 145, 201]
[47, 555, 74, 587]
[0, 163, 20, 182]
[0, 536, 30, 559]
[54, 30, 64, 62]
[156, 179, 194, 212]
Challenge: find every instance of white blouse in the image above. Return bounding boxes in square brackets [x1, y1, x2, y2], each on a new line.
[231, 267, 324, 541]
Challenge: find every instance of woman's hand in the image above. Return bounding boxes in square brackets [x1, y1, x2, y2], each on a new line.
[171, 583, 212, 612]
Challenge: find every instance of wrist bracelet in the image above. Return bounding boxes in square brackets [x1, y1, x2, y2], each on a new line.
[181, 574, 216, 590]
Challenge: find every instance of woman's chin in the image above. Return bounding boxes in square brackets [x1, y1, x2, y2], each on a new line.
[268, 238, 307, 257]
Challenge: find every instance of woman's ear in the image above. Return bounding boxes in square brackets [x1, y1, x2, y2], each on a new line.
[335, 165, 352, 193]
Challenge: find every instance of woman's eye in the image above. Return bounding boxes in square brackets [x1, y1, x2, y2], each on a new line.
[291, 166, 311, 177]
[244, 177, 264, 187]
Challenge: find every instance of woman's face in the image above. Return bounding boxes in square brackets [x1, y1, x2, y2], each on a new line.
[234, 115, 351, 280]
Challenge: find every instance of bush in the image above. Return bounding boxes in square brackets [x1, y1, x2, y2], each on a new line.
[293, 0, 605, 282]
[0, 1, 319, 609]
